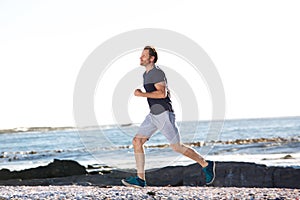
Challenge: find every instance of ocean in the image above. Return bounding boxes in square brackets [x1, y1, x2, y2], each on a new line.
[1, 116, 300, 171]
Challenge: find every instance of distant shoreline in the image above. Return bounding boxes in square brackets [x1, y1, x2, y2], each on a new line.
[0, 126, 76, 134]
[1, 115, 299, 134]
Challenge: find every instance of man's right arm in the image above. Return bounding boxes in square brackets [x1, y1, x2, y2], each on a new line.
[134, 81, 167, 99]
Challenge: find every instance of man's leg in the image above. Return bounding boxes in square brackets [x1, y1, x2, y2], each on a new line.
[156, 112, 208, 168]
[158, 111, 215, 185]
[132, 135, 148, 180]
[121, 135, 149, 187]
[170, 143, 216, 185]
[170, 143, 208, 167]
[122, 114, 157, 187]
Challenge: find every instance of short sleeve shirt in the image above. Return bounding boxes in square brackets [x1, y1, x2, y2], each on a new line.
[143, 65, 173, 114]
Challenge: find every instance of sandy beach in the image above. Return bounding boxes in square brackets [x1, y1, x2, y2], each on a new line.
[0, 185, 299, 199]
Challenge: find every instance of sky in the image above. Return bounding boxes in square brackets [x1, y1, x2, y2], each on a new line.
[0, 0, 300, 129]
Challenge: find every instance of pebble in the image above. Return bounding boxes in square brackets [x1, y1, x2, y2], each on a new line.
[0, 186, 299, 200]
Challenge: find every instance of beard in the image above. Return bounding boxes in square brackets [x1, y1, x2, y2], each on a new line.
[140, 58, 150, 66]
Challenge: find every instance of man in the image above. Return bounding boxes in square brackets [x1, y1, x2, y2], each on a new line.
[122, 46, 215, 187]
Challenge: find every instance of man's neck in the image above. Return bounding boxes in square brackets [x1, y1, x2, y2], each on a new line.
[145, 64, 155, 73]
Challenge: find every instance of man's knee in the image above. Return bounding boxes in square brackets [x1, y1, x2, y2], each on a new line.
[132, 136, 147, 147]
[170, 143, 183, 153]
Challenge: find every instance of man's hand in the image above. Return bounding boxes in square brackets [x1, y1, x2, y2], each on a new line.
[134, 89, 144, 97]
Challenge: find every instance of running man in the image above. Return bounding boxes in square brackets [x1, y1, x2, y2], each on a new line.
[122, 46, 215, 187]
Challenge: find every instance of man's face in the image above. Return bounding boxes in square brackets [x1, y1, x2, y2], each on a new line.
[140, 49, 153, 66]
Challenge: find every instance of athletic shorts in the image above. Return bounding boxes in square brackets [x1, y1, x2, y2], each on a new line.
[137, 111, 180, 144]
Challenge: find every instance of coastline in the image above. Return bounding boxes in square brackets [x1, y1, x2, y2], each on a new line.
[1, 116, 299, 199]
[1, 159, 299, 188]
[0, 159, 299, 199]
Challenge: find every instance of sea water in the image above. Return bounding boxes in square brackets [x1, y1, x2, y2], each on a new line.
[1, 116, 300, 171]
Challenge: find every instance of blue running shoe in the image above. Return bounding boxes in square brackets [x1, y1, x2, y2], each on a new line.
[121, 176, 146, 188]
[202, 161, 216, 185]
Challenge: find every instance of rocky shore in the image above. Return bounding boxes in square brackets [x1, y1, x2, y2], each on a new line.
[0, 185, 299, 199]
[0, 159, 299, 189]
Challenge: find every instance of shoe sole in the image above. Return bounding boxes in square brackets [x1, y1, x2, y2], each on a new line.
[206, 161, 216, 185]
[121, 179, 145, 188]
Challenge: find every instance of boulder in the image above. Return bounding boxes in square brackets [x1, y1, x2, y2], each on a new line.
[146, 162, 300, 188]
[146, 166, 185, 186]
[0, 159, 87, 180]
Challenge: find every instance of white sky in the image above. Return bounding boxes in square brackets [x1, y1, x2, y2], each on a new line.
[0, 0, 300, 129]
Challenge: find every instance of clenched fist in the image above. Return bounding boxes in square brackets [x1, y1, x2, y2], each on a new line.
[134, 89, 144, 97]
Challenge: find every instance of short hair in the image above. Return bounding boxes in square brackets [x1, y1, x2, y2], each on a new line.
[144, 46, 158, 63]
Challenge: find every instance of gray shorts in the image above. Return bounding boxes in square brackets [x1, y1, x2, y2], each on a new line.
[137, 111, 180, 144]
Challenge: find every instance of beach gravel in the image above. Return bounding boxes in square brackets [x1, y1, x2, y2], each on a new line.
[0, 186, 299, 200]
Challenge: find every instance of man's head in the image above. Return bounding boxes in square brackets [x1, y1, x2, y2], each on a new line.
[140, 46, 158, 67]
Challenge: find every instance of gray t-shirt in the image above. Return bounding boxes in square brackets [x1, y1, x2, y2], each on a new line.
[143, 65, 173, 114]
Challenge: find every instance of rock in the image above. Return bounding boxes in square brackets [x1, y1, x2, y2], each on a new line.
[281, 154, 293, 159]
[182, 163, 204, 186]
[146, 166, 185, 186]
[211, 162, 274, 188]
[146, 162, 300, 188]
[0, 160, 299, 188]
[0, 159, 87, 181]
[0, 169, 11, 180]
[273, 167, 299, 188]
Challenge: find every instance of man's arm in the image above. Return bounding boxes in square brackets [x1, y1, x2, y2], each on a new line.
[134, 82, 167, 99]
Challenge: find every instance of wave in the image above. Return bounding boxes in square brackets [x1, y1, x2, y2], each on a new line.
[0, 124, 138, 134]
[204, 136, 300, 145]
[90, 136, 300, 150]
[1, 137, 298, 162]
[0, 126, 75, 134]
[0, 149, 86, 162]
